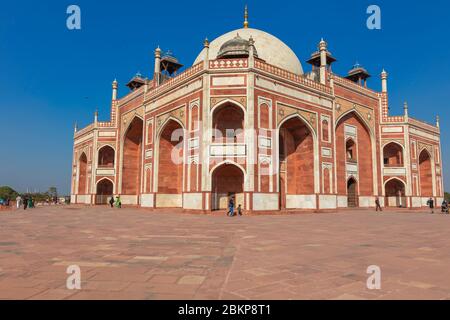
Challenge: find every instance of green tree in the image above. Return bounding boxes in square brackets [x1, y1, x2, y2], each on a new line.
[0, 186, 19, 200]
[48, 187, 58, 198]
[445, 192, 450, 202]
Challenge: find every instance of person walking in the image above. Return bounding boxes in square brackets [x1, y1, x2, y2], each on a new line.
[375, 196, 382, 212]
[109, 196, 114, 208]
[441, 199, 449, 214]
[23, 196, 28, 210]
[16, 195, 22, 210]
[427, 197, 434, 214]
[237, 204, 243, 216]
[115, 195, 122, 209]
[227, 197, 235, 217]
[28, 197, 34, 209]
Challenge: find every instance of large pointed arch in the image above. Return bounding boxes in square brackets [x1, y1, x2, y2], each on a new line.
[277, 113, 317, 209]
[120, 116, 144, 196]
[335, 108, 374, 137]
[335, 110, 376, 200]
[419, 149, 433, 197]
[155, 118, 185, 195]
[77, 152, 88, 195]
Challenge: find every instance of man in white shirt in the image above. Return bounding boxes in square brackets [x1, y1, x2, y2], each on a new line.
[16, 195, 22, 209]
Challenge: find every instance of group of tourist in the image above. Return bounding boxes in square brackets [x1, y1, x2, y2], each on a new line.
[375, 196, 449, 214]
[227, 197, 243, 217]
[15, 195, 35, 210]
[109, 195, 122, 208]
[425, 197, 449, 214]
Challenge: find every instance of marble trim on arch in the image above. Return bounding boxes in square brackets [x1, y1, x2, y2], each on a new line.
[155, 105, 187, 133]
[275, 102, 318, 133]
[335, 98, 374, 130]
[210, 96, 247, 109]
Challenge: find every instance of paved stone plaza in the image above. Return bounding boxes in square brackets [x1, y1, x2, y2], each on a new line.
[0, 206, 449, 300]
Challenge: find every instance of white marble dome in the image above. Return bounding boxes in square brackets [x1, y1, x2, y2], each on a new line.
[194, 28, 303, 75]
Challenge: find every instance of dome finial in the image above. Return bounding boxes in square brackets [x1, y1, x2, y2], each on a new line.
[243, 5, 249, 28]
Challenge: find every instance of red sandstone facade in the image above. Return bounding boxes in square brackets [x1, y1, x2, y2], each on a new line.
[71, 21, 443, 212]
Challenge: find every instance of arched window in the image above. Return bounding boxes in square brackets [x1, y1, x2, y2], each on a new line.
[346, 139, 357, 162]
[98, 146, 115, 167]
[190, 105, 199, 131]
[322, 119, 330, 142]
[212, 102, 244, 143]
[383, 143, 403, 167]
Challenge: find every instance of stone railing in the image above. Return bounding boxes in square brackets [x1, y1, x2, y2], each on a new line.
[383, 115, 405, 123]
[209, 58, 248, 69]
[97, 121, 113, 127]
[254, 60, 332, 95]
[145, 62, 204, 100]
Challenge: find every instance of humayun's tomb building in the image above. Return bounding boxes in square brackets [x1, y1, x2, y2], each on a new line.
[71, 8, 443, 211]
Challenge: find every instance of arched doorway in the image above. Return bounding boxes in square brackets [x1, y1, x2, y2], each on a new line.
[211, 163, 244, 210]
[385, 178, 406, 207]
[419, 150, 433, 197]
[122, 117, 143, 196]
[212, 102, 244, 143]
[336, 112, 374, 203]
[347, 178, 358, 207]
[78, 153, 87, 194]
[278, 116, 314, 209]
[158, 119, 184, 196]
[98, 146, 115, 167]
[96, 179, 114, 205]
[383, 143, 404, 167]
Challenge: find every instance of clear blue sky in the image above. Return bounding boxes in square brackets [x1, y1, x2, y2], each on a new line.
[0, 0, 449, 195]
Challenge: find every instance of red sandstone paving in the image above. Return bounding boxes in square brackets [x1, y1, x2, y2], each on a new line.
[0, 206, 450, 299]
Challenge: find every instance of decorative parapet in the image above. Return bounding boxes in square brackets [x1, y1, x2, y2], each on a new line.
[209, 58, 248, 69]
[254, 60, 332, 95]
[331, 73, 378, 99]
[408, 117, 439, 133]
[74, 123, 94, 138]
[145, 62, 204, 100]
[383, 116, 405, 123]
[97, 121, 113, 128]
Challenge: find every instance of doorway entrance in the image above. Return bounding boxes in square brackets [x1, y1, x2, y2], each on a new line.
[347, 178, 358, 207]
